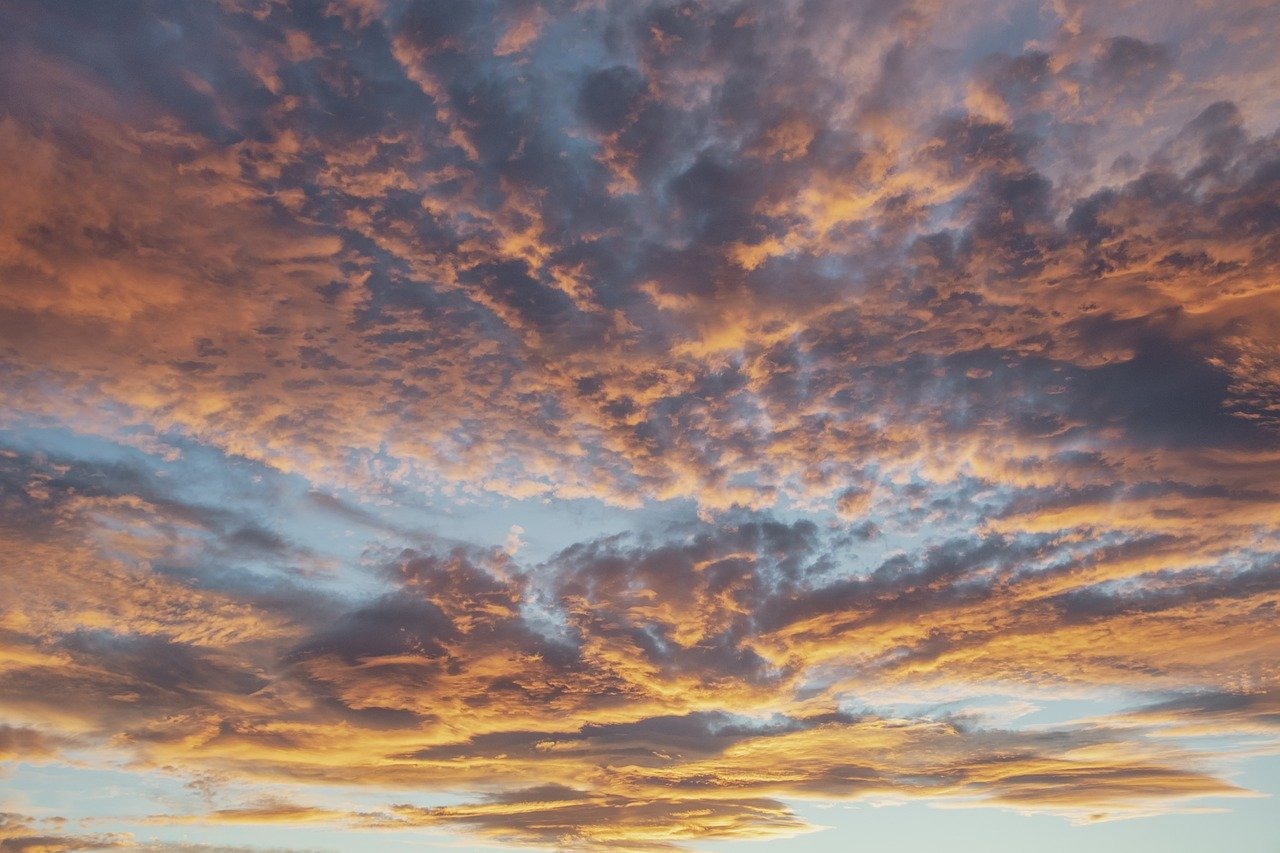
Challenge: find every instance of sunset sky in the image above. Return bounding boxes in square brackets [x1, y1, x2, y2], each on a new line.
[1, 0, 1279, 850]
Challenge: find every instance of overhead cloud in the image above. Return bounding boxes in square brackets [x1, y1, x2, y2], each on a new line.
[0, 0, 1277, 850]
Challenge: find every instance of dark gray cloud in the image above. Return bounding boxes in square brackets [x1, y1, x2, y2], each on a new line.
[1093, 36, 1175, 92]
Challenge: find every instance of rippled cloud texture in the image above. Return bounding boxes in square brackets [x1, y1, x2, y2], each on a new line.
[2, 0, 1279, 850]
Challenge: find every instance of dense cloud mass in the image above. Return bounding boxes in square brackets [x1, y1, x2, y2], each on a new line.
[0, 0, 1278, 850]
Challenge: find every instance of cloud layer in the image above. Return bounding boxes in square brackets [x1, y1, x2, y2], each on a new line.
[1, 0, 1278, 849]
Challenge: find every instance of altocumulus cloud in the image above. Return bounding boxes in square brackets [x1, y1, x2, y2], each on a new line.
[0, 0, 1278, 850]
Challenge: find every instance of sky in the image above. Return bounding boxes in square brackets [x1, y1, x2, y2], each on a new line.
[1, 0, 1279, 851]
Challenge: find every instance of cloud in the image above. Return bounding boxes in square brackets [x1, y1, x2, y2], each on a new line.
[0, 812, 128, 852]
[1092, 36, 1176, 93]
[384, 787, 811, 851]
[0, 726, 67, 762]
[0, 0, 1278, 849]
